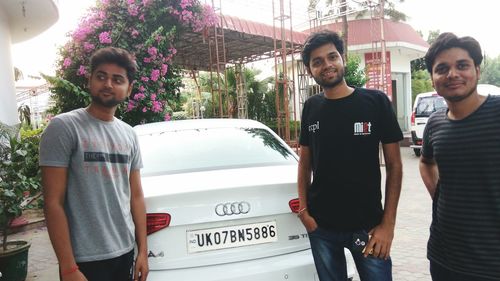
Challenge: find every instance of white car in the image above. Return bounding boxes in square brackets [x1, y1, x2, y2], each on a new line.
[135, 119, 356, 281]
[410, 84, 500, 156]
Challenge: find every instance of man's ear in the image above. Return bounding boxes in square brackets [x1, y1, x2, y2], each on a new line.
[306, 66, 312, 77]
[126, 81, 135, 97]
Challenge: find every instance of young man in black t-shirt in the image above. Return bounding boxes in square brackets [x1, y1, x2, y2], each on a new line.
[297, 30, 403, 281]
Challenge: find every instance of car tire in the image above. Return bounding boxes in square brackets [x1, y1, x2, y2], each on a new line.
[414, 148, 421, 157]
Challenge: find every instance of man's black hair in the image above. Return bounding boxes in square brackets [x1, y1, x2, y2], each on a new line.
[90, 47, 138, 82]
[425, 32, 483, 74]
[301, 30, 344, 68]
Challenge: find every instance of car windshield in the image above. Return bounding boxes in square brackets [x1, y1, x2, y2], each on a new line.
[415, 96, 447, 117]
[138, 127, 296, 176]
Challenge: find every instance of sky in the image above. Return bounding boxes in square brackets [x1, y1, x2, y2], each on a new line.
[11, 0, 500, 77]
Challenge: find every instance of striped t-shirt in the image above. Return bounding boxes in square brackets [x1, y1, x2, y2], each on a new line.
[422, 95, 500, 280]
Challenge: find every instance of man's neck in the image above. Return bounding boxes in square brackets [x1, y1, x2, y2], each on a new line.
[323, 81, 354, 99]
[86, 103, 116, 122]
[447, 93, 486, 120]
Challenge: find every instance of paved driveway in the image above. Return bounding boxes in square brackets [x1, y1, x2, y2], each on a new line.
[389, 147, 432, 281]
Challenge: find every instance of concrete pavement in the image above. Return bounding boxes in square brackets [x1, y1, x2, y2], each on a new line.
[10, 147, 432, 280]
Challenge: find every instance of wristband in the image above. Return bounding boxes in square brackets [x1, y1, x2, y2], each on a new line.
[61, 265, 79, 276]
[297, 207, 307, 217]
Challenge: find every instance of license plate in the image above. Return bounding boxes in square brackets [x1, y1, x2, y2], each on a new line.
[187, 221, 278, 253]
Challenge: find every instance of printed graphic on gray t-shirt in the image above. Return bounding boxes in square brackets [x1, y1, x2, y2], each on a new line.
[39, 108, 143, 262]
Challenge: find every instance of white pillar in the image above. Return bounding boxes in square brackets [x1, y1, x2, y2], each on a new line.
[0, 7, 19, 126]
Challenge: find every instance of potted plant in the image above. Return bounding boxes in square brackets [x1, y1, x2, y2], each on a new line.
[0, 123, 42, 281]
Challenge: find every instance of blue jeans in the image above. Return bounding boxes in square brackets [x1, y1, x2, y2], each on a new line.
[308, 227, 392, 281]
[430, 260, 497, 281]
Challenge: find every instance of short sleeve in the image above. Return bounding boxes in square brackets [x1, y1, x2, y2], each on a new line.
[299, 99, 310, 146]
[421, 118, 434, 159]
[379, 93, 403, 144]
[130, 130, 143, 171]
[39, 117, 74, 167]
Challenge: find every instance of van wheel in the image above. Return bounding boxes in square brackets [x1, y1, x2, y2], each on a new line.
[414, 148, 421, 157]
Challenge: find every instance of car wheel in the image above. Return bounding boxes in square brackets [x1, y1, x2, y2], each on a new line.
[414, 148, 421, 157]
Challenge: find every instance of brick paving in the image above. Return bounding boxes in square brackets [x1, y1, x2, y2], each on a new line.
[9, 147, 432, 280]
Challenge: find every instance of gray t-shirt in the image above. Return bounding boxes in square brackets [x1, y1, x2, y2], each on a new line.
[39, 108, 143, 262]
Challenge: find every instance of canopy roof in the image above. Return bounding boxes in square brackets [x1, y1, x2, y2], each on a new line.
[173, 14, 308, 71]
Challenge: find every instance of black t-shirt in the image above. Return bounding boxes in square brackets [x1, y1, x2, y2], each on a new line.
[299, 88, 403, 231]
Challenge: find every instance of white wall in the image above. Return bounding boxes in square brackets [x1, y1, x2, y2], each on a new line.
[0, 7, 19, 126]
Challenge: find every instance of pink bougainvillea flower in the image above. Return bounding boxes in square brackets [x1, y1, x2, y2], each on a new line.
[77, 65, 87, 76]
[128, 5, 139, 16]
[150, 69, 160, 81]
[180, 0, 193, 9]
[148, 47, 158, 57]
[99, 31, 112, 44]
[63, 58, 72, 68]
[150, 93, 157, 101]
[133, 93, 146, 100]
[131, 29, 139, 38]
[83, 42, 95, 52]
[161, 64, 169, 76]
[142, 107, 148, 113]
[151, 100, 163, 112]
[164, 113, 171, 121]
[126, 100, 136, 112]
[141, 76, 149, 82]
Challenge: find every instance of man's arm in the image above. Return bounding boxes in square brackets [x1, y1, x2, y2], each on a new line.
[297, 146, 317, 232]
[419, 156, 439, 199]
[130, 169, 149, 281]
[366, 142, 402, 259]
[42, 167, 87, 281]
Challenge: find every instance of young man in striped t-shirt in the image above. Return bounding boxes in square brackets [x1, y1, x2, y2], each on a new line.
[420, 32, 500, 280]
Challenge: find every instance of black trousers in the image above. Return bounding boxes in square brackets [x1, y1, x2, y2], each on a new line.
[60, 250, 134, 281]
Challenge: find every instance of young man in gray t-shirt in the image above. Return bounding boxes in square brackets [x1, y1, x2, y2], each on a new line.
[40, 47, 148, 281]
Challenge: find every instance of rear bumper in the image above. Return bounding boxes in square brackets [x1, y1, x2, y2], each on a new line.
[148, 249, 319, 281]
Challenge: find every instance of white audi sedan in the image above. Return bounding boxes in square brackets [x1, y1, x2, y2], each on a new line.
[135, 119, 355, 281]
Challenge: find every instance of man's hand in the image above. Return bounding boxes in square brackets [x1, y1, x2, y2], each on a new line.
[364, 222, 395, 259]
[61, 270, 88, 281]
[299, 211, 318, 233]
[134, 252, 149, 281]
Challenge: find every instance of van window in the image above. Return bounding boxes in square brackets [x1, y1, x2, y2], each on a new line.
[415, 96, 447, 117]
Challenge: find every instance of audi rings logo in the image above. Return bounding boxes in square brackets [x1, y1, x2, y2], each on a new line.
[215, 201, 251, 216]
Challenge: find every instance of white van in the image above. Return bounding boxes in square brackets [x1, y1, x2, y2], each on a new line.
[410, 84, 500, 156]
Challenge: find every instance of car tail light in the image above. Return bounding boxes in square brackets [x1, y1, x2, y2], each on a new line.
[147, 213, 171, 235]
[289, 198, 300, 213]
[411, 111, 415, 126]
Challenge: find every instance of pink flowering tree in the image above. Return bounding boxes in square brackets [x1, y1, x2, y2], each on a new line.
[45, 0, 218, 125]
